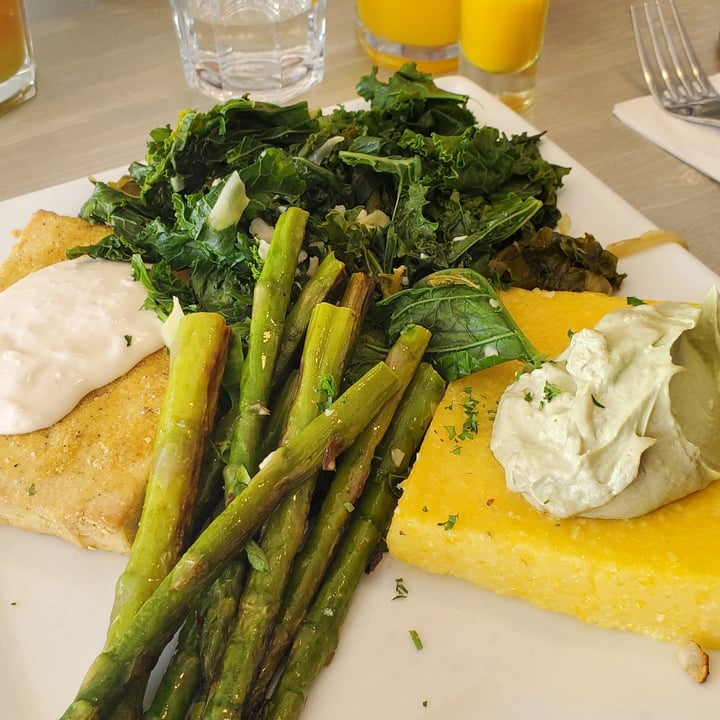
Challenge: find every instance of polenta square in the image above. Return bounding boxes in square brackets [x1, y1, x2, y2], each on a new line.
[387, 287, 720, 648]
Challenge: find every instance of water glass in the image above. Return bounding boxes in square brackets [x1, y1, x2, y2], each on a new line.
[0, 0, 35, 114]
[169, 0, 326, 104]
[460, 0, 550, 112]
[355, 0, 459, 74]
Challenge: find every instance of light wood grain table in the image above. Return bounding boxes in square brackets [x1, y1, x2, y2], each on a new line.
[2, 0, 719, 273]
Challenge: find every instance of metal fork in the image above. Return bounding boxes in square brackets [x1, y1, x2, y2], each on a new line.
[630, 0, 720, 127]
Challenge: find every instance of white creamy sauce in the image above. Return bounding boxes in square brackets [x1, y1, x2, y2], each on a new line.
[490, 289, 720, 519]
[0, 257, 165, 435]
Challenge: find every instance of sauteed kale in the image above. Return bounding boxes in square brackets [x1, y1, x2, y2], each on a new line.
[70, 63, 623, 378]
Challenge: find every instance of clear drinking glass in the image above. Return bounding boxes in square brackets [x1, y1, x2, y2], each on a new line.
[169, 0, 326, 104]
[355, 0, 459, 74]
[460, 0, 550, 112]
[0, 0, 35, 114]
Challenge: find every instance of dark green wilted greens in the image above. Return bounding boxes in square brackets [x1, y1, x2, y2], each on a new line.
[70, 63, 602, 355]
[68, 61, 613, 438]
[488, 226, 625, 293]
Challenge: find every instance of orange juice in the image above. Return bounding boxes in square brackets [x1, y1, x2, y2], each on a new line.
[356, 0, 460, 73]
[0, 0, 27, 83]
[460, 0, 549, 74]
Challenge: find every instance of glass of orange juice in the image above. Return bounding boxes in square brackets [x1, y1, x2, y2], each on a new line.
[0, 0, 35, 114]
[460, 0, 549, 112]
[355, 0, 460, 74]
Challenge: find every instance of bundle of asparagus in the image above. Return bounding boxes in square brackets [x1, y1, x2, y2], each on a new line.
[60, 207, 446, 720]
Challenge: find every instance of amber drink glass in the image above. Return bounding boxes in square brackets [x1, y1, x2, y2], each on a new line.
[0, 0, 35, 114]
[356, 0, 460, 74]
[460, 0, 549, 112]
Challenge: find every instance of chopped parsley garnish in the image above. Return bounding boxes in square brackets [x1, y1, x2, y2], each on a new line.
[627, 296, 646, 306]
[543, 381, 561, 404]
[457, 386, 479, 439]
[591, 394, 605, 408]
[445, 387, 480, 453]
[536, 380, 562, 408]
[315, 374, 338, 411]
[393, 577, 409, 600]
[124, 334, 133, 347]
[245, 539, 269, 573]
[409, 629, 424, 650]
[438, 513, 459, 530]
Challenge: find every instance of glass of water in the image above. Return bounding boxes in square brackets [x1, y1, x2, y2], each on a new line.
[169, 0, 326, 104]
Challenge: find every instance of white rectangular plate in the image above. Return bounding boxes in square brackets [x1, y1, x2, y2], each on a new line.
[0, 76, 718, 720]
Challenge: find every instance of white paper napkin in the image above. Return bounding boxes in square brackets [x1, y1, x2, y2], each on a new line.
[612, 73, 720, 183]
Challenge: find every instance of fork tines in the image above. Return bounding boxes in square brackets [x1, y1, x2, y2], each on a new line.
[631, 0, 719, 108]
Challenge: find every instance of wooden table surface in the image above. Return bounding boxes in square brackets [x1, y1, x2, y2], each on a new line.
[2, 0, 719, 273]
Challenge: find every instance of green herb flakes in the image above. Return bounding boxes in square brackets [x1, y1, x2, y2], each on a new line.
[439, 513, 459, 531]
[409, 629, 423, 650]
[393, 577, 409, 600]
[458, 387, 479, 438]
[315, 373, 338, 411]
[245, 539, 269, 573]
[543, 381, 561, 404]
[445, 387, 481, 453]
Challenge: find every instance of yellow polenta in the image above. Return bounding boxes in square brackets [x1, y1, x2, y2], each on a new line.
[387, 287, 720, 647]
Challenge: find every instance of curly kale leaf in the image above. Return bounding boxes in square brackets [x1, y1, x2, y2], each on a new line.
[355, 64, 477, 135]
[125, 98, 319, 216]
[77, 171, 264, 325]
[398, 125, 569, 230]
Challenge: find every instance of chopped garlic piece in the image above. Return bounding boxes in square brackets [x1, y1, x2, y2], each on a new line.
[676, 640, 710, 683]
[556, 213, 572, 235]
[356, 208, 390, 228]
[390, 447, 406, 468]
